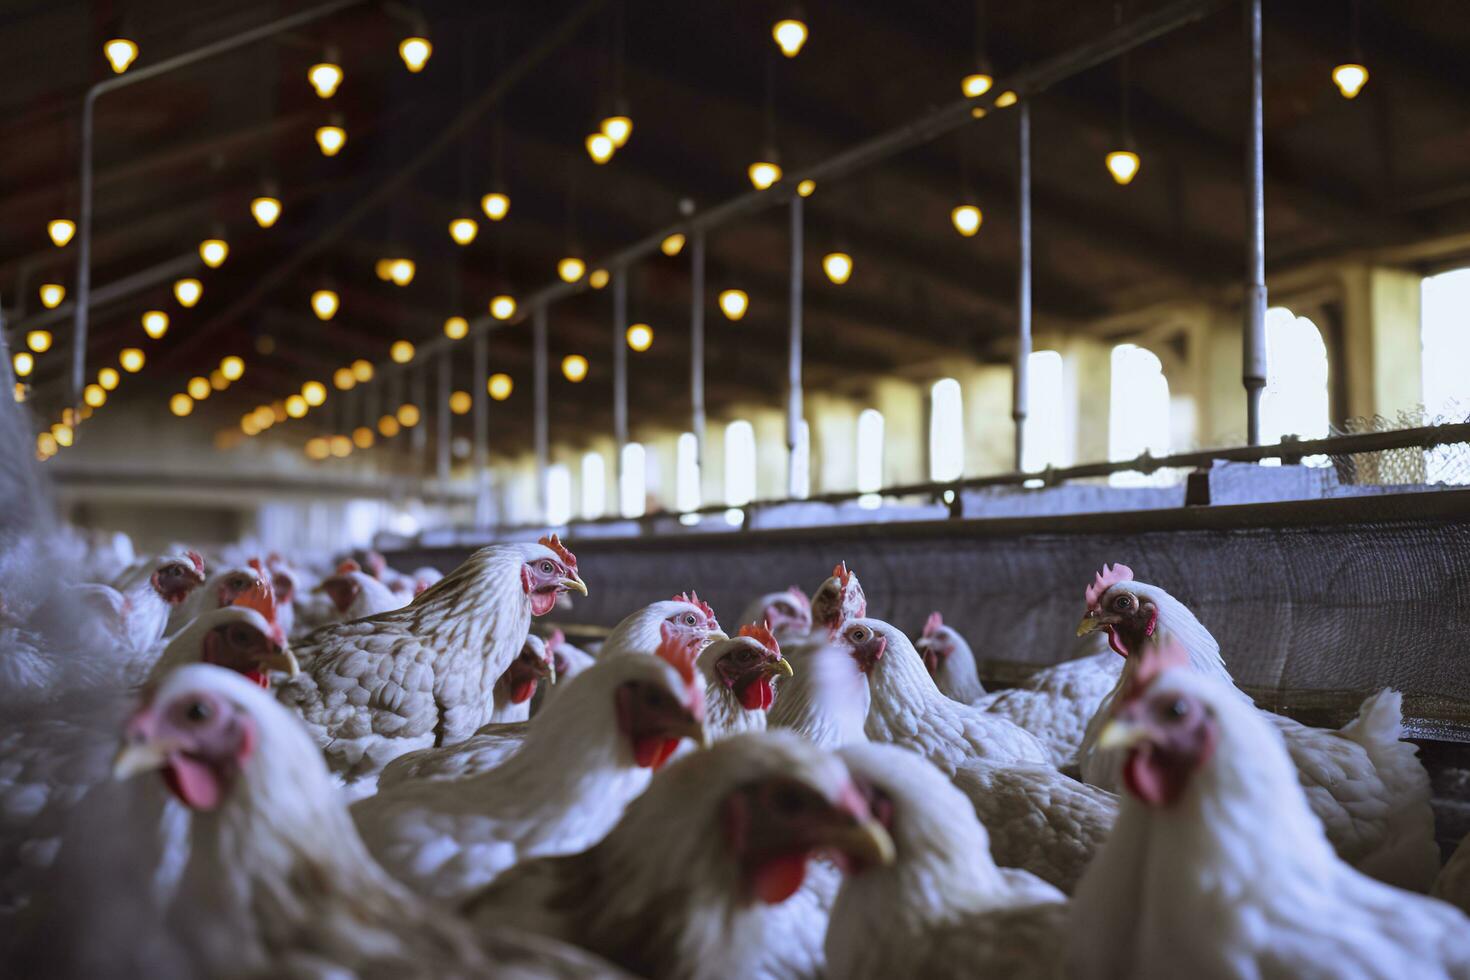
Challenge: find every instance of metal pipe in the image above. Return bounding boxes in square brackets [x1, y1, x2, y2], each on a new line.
[534, 306, 550, 521]
[786, 196, 804, 498]
[1014, 101, 1033, 472]
[472, 334, 489, 527]
[1243, 0, 1268, 445]
[690, 228, 707, 469]
[410, 364, 427, 468]
[612, 270, 629, 512]
[72, 0, 369, 410]
[436, 350, 450, 487]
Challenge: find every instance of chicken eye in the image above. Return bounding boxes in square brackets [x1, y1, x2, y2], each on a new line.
[734, 647, 756, 663]
[184, 700, 211, 723]
[849, 628, 867, 643]
[227, 625, 254, 647]
[1113, 594, 1134, 611]
[540, 561, 555, 575]
[643, 686, 667, 706]
[1164, 698, 1189, 720]
[770, 784, 812, 814]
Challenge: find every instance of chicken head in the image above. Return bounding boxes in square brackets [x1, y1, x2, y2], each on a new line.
[1097, 668, 1220, 808]
[114, 685, 257, 811]
[519, 534, 587, 616]
[708, 623, 794, 712]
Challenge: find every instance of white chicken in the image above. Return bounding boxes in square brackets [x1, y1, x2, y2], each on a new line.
[1435, 833, 1470, 915]
[165, 558, 265, 636]
[738, 586, 814, 646]
[531, 627, 597, 714]
[1076, 562, 1440, 892]
[147, 581, 299, 686]
[696, 622, 794, 738]
[485, 633, 556, 725]
[277, 536, 586, 796]
[310, 558, 402, 625]
[460, 729, 895, 980]
[1069, 665, 1470, 979]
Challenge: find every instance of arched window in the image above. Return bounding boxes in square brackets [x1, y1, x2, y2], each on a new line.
[1021, 350, 1066, 473]
[546, 464, 572, 526]
[856, 408, 884, 507]
[580, 452, 605, 519]
[676, 432, 701, 513]
[724, 420, 756, 506]
[929, 378, 964, 482]
[1108, 344, 1171, 486]
[1420, 269, 1470, 484]
[619, 443, 646, 518]
[1261, 307, 1329, 457]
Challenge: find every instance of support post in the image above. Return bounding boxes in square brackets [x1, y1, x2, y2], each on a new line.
[1243, 0, 1268, 445]
[612, 270, 629, 513]
[786, 196, 804, 498]
[690, 229, 707, 469]
[410, 363, 427, 470]
[1014, 101, 1033, 472]
[534, 306, 549, 522]
[435, 350, 450, 488]
[472, 333, 490, 527]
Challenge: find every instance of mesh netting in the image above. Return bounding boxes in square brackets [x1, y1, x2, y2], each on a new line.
[1329, 409, 1470, 488]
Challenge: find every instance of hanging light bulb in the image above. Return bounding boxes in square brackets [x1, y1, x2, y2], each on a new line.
[141, 310, 169, 339]
[37, 432, 55, 455]
[347, 426, 372, 449]
[311, 289, 339, 320]
[103, 36, 139, 74]
[449, 218, 478, 245]
[994, 90, 1018, 108]
[487, 373, 513, 400]
[52, 423, 74, 447]
[39, 283, 65, 309]
[187, 376, 211, 400]
[951, 204, 983, 236]
[174, 278, 202, 307]
[718, 289, 749, 321]
[561, 354, 589, 382]
[1105, 150, 1141, 185]
[481, 191, 510, 221]
[304, 436, 329, 458]
[444, 316, 468, 340]
[588, 268, 610, 290]
[84, 383, 107, 408]
[12, 352, 33, 377]
[822, 252, 853, 285]
[373, 258, 394, 281]
[626, 323, 654, 352]
[48, 219, 76, 247]
[1332, 63, 1368, 99]
[601, 108, 633, 149]
[961, 73, 994, 98]
[26, 330, 52, 353]
[308, 61, 343, 98]
[449, 390, 472, 414]
[220, 355, 245, 381]
[558, 257, 586, 283]
[333, 367, 356, 390]
[98, 367, 120, 391]
[250, 196, 282, 228]
[315, 121, 347, 157]
[796, 179, 816, 198]
[396, 403, 420, 427]
[210, 368, 228, 390]
[399, 36, 432, 73]
[119, 348, 145, 373]
[351, 358, 374, 383]
[330, 434, 352, 457]
[585, 132, 615, 165]
[301, 380, 327, 406]
[199, 238, 229, 268]
[377, 415, 401, 438]
[285, 395, 309, 418]
[390, 340, 415, 364]
[490, 295, 517, 321]
[748, 159, 783, 190]
[388, 258, 415, 286]
[772, 17, 808, 57]
[169, 393, 194, 417]
[660, 233, 686, 257]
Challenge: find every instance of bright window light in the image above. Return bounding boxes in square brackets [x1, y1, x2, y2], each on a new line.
[1420, 269, 1470, 484]
[546, 464, 572, 526]
[725, 420, 757, 507]
[1108, 345, 1172, 486]
[1261, 307, 1330, 465]
[856, 409, 885, 506]
[929, 378, 964, 482]
[790, 419, 811, 500]
[677, 432, 701, 513]
[620, 443, 646, 518]
[581, 452, 606, 519]
[1022, 350, 1066, 473]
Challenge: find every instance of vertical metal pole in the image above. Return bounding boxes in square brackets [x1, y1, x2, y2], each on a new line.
[1243, 0, 1267, 446]
[1013, 101, 1033, 472]
[72, 93, 97, 414]
[612, 270, 629, 513]
[410, 364, 427, 468]
[690, 229, 707, 468]
[533, 306, 550, 521]
[435, 350, 450, 487]
[786, 196, 804, 498]
[473, 333, 490, 526]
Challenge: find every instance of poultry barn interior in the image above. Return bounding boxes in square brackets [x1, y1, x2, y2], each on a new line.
[4, 0, 1470, 976]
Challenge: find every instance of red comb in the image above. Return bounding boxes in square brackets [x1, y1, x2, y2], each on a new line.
[232, 580, 285, 646]
[922, 611, 944, 639]
[185, 550, 205, 576]
[786, 585, 811, 611]
[655, 619, 699, 686]
[671, 591, 717, 624]
[247, 557, 267, 577]
[1085, 564, 1134, 612]
[1118, 636, 1189, 704]
[539, 533, 578, 572]
[739, 621, 780, 656]
[336, 559, 361, 575]
[832, 561, 852, 586]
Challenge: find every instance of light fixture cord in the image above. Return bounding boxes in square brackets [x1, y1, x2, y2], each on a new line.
[764, 50, 777, 153]
[1116, 3, 1132, 146]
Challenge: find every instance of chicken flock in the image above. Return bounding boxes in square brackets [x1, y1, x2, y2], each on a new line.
[2, 532, 1469, 980]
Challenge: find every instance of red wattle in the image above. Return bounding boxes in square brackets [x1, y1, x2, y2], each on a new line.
[529, 590, 557, 616]
[651, 737, 680, 771]
[244, 670, 269, 689]
[739, 676, 775, 712]
[633, 734, 665, 768]
[751, 851, 810, 904]
[162, 754, 224, 811]
[922, 650, 942, 677]
[1106, 626, 1129, 658]
[511, 678, 538, 704]
[1123, 748, 1171, 807]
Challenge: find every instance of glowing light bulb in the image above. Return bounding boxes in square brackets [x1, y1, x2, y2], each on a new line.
[1332, 63, 1368, 99]
[449, 218, 478, 245]
[250, 196, 282, 228]
[626, 323, 653, 352]
[104, 37, 139, 74]
[308, 62, 343, 98]
[26, 330, 51, 353]
[199, 239, 229, 268]
[285, 395, 308, 418]
[170, 393, 194, 417]
[48, 219, 76, 247]
[396, 403, 420, 427]
[399, 36, 432, 72]
[558, 257, 586, 282]
[352, 426, 375, 449]
[444, 316, 468, 340]
[487, 373, 513, 400]
[39, 283, 65, 308]
[141, 310, 169, 339]
[490, 295, 517, 321]
[951, 204, 982, 237]
[601, 114, 633, 148]
[773, 18, 808, 57]
[305, 436, 328, 459]
[98, 367, 119, 391]
[210, 369, 228, 390]
[718, 289, 749, 320]
[183, 376, 208, 401]
[481, 192, 510, 221]
[174, 278, 202, 307]
[390, 340, 415, 364]
[37, 433, 56, 455]
[660, 233, 686, 257]
[84, 384, 107, 408]
[994, 90, 1018, 108]
[797, 179, 816, 198]
[12, 352, 33, 377]
[586, 132, 615, 164]
[220, 356, 245, 381]
[119, 348, 145, 373]
[377, 415, 401, 438]
[449, 390, 472, 414]
[962, 73, 993, 98]
[311, 289, 339, 320]
[315, 124, 346, 157]
[822, 252, 853, 284]
[333, 367, 356, 390]
[749, 160, 783, 190]
[351, 358, 374, 383]
[561, 354, 588, 382]
[589, 268, 610, 290]
[301, 380, 327, 406]
[388, 258, 415, 286]
[374, 258, 394, 281]
[52, 423, 73, 447]
[330, 434, 352, 457]
[1105, 150, 1140, 186]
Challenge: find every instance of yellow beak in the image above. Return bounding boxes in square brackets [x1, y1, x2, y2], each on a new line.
[1096, 717, 1150, 751]
[260, 645, 300, 678]
[1076, 612, 1104, 637]
[113, 739, 169, 780]
[835, 817, 896, 868]
[765, 658, 795, 678]
[561, 574, 588, 597]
